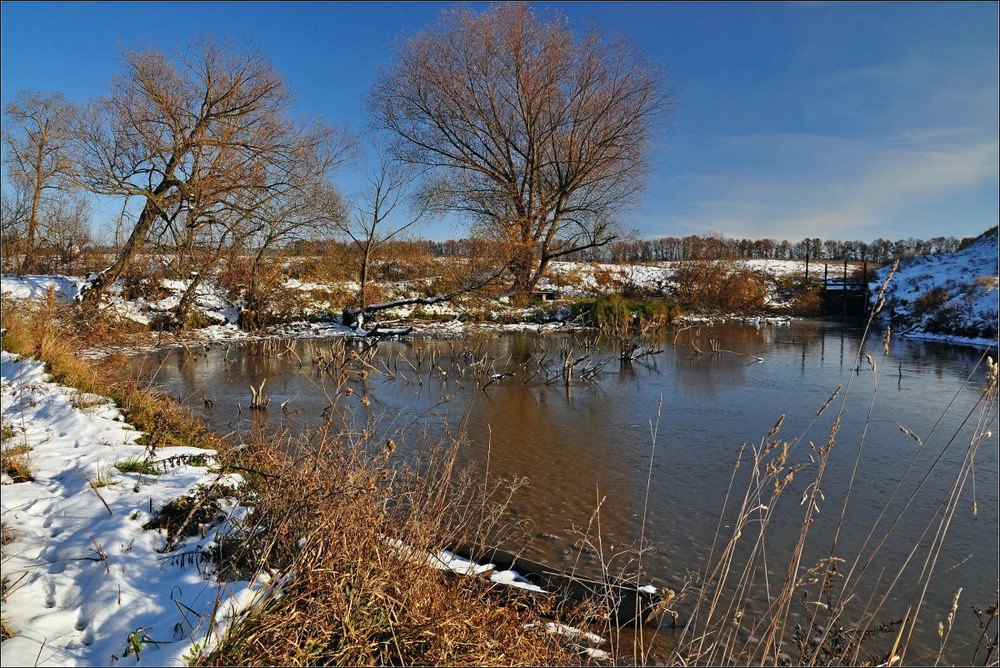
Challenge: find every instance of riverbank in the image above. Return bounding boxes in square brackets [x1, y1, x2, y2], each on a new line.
[0, 301, 611, 666]
[871, 227, 998, 348]
[3, 249, 995, 352]
[0, 350, 263, 665]
[4, 286, 996, 665]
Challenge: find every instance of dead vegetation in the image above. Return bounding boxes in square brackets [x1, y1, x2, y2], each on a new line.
[194, 421, 592, 666]
[1, 295, 605, 666]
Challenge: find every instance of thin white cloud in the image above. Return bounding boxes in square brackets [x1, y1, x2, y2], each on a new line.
[670, 129, 998, 240]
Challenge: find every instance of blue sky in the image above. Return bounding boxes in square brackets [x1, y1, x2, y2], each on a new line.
[1, 1, 997, 243]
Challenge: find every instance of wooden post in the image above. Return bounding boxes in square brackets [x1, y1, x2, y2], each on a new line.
[823, 263, 828, 317]
[842, 258, 848, 318]
[862, 261, 868, 316]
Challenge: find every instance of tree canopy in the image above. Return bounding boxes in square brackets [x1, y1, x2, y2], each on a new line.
[369, 2, 670, 296]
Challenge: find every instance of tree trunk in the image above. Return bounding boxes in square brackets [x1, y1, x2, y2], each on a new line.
[508, 242, 541, 301]
[77, 172, 176, 303]
[171, 271, 206, 328]
[359, 246, 371, 315]
[78, 202, 160, 303]
[20, 168, 43, 275]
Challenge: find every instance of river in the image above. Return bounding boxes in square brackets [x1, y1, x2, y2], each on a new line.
[125, 319, 998, 665]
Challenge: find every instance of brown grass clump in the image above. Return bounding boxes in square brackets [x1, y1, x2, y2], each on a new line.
[1, 444, 34, 482]
[1, 296, 226, 452]
[199, 423, 586, 667]
[1, 292, 102, 393]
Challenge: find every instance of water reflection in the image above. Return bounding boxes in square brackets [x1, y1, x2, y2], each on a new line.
[123, 321, 998, 663]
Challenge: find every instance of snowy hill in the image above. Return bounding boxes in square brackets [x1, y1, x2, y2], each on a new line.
[871, 227, 998, 347]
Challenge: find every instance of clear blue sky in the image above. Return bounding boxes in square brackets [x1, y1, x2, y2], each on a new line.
[2, 1, 997, 243]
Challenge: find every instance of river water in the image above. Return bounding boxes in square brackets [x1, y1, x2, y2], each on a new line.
[125, 320, 998, 664]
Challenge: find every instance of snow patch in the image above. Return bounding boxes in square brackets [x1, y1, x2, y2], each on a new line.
[0, 350, 258, 666]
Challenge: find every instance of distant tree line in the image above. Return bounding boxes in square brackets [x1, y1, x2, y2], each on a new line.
[422, 233, 978, 264]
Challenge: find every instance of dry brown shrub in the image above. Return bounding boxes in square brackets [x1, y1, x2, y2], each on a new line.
[592, 266, 622, 293]
[291, 243, 358, 283]
[672, 259, 768, 314]
[201, 420, 585, 667]
[546, 266, 584, 289]
[789, 287, 823, 316]
[912, 287, 951, 319]
[377, 241, 439, 282]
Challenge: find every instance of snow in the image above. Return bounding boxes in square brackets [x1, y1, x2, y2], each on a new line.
[528, 620, 606, 646]
[0, 275, 83, 302]
[0, 299, 658, 663]
[871, 227, 998, 348]
[539, 258, 810, 299]
[10, 247, 991, 351]
[1, 351, 263, 666]
[488, 569, 547, 593]
[0, 274, 240, 328]
[1, 257, 818, 344]
[427, 550, 495, 576]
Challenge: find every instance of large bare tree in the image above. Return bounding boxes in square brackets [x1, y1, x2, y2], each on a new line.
[369, 2, 669, 297]
[72, 36, 353, 305]
[2, 91, 77, 273]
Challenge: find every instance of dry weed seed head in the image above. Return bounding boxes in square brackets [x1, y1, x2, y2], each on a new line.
[985, 356, 997, 394]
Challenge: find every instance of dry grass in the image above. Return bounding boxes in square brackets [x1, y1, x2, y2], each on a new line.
[1, 443, 34, 482]
[1, 295, 226, 451]
[197, 421, 588, 666]
[1, 421, 17, 443]
[667, 265, 999, 666]
[1, 292, 103, 393]
[3, 295, 595, 665]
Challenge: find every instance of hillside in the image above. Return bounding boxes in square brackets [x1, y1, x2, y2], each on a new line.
[871, 227, 998, 347]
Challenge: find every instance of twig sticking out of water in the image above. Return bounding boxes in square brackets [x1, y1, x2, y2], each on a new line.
[708, 338, 764, 363]
[249, 379, 270, 410]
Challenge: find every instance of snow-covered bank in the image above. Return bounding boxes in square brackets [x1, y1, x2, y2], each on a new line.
[0, 351, 267, 666]
[0, 260, 806, 351]
[872, 227, 998, 349]
[0, 349, 624, 665]
[5, 244, 994, 352]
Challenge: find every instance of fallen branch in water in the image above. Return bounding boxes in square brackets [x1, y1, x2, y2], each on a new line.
[709, 338, 763, 363]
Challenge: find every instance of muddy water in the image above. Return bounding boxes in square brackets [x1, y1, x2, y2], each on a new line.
[126, 320, 998, 664]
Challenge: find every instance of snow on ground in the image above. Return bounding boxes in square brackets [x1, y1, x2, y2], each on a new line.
[10, 250, 993, 351]
[871, 228, 998, 348]
[1, 349, 617, 665]
[0, 274, 241, 328]
[0, 351, 269, 666]
[0, 275, 83, 302]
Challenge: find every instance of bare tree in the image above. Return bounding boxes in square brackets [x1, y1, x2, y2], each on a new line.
[229, 178, 348, 329]
[0, 184, 30, 271]
[338, 145, 424, 323]
[71, 36, 353, 305]
[39, 190, 91, 271]
[369, 2, 669, 297]
[2, 91, 77, 273]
